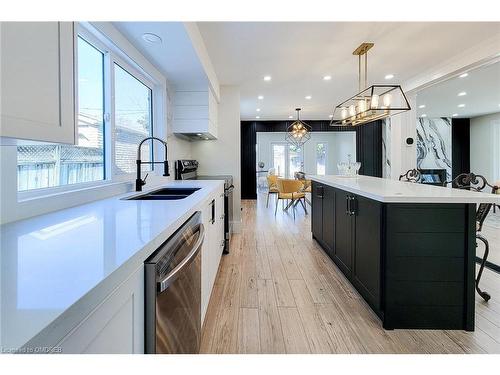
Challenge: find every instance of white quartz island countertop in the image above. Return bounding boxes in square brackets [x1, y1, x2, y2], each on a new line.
[309, 175, 500, 204]
[0, 180, 224, 352]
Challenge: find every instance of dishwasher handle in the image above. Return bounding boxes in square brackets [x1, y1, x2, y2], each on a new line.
[157, 224, 205, 293]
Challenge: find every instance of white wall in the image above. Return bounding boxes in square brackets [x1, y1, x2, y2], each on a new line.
[256, 131, 356, 177]
[191, 86, 241, 231]
[470, 112, 500, 184]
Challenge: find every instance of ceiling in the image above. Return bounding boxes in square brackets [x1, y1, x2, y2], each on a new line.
[113, 22, 208, 90]
[197, 22, 500, 120]
[416, 61, 500, 119]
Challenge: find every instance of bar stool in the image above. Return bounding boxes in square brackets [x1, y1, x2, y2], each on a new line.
[447, 173, 500, 301]
[398, 168, 421, 183]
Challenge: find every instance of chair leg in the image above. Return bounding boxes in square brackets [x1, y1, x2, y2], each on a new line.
[293, 200, 296, 220]
[476, 234, 491, 302]
[266, 192, 270, 208]
[300, 197, 308, 214]
[275, 197, 279, 216]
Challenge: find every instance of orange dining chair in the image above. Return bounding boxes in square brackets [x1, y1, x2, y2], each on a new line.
[266, 174, 279, 208]
[275, 179, 307, 219]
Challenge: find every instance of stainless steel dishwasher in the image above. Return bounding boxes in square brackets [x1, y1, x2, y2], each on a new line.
[145, 211, 204, 354]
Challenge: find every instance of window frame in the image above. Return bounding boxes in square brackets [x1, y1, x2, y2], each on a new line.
[316, 142, 328, 176]
[17, 22, 162, 198]
[110, 59, 155, 180]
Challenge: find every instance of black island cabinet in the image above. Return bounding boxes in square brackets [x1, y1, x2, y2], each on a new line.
[311, 180, 475, 331]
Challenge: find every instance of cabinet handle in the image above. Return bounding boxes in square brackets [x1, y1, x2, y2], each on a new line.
[349, 196, 357, 216]
[346, 195, 350, 215]
[210, 199, 215, 224]
[316, 185, 324, 198]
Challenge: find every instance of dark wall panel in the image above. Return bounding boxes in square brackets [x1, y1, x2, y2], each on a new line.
[451, 118, 470, 180]
[241, 121, 257, 199]
[356, 120, 383, 177]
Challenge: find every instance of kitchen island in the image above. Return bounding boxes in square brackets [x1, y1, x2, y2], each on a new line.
[310, 175, 500, 331]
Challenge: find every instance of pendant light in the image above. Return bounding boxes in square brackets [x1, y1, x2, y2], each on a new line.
[286, 108, 311, 147]
[330, 43, 411, 127]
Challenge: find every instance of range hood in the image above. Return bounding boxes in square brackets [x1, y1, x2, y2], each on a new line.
[173, 88, 218, 140]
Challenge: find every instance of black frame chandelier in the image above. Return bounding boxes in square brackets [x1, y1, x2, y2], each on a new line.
[286, 108, 311, 147]
[330, 43, 411, 127]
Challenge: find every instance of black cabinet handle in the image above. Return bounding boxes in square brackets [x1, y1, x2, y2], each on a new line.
[346, 195, 350, 215]
[210, 199, 215, 224]
[349, 196, 357, 216]
[316, 185, 324, 199]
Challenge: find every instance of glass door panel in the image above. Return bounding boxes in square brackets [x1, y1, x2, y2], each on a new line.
[288, 144, 303, 178]
[272, 143, 286, 177]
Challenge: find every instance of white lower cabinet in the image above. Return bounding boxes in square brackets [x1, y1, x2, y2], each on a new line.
[54, 266, 144, 354]
[201, 186, 225, 323]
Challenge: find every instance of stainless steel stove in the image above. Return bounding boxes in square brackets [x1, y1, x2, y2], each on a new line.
[175, 160, 233, 253]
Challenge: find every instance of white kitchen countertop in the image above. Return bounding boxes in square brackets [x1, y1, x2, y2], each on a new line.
[0, 179, 224, 352]
[309, 175, 500, 204]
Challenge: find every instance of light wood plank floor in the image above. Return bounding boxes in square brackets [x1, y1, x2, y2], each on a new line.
[200, 196, 500, 354]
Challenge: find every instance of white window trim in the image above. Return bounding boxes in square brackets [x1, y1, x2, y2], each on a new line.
[316, 142, 328, 175]
[17, 22, 164, 200]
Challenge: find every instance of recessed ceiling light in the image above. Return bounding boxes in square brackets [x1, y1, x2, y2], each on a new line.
[458, 104, 466, 108]
[418, 104, 426, 109]
[258, 95, 264, 100]
[288, 115, 293, 119]
[421, 114, 427, 118]
[458, 92, 467, 96]
[263, 75, 271, 81]
[385, 74, 394, 80]
[452, 113, 458, 117]
[256, 108, 261, 112]
[323, 75, 332, 81]
[329, 114, 333, 118]
[459, 73, 468, 78]
[305, 95, 312, 100]
[142, 33, 162, 44]
[256, 116, 260, 119]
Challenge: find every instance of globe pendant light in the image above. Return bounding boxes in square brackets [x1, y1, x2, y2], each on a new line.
[286, 108, 311, 147]
[330, 43, 411, 127]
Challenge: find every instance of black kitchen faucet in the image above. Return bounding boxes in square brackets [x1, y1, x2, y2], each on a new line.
[136, 136, 170, 192]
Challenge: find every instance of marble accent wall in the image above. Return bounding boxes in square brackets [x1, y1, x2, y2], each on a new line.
[416, 117, 452, 180]
[382, 118, 391, 178]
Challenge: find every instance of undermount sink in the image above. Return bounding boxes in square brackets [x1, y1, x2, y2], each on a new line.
[126, 187, 201, 201]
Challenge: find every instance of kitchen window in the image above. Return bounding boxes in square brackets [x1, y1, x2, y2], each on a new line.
[16, 24, 158, 193]
[17, 36, 105, 191]
[113, 63, 154, 175]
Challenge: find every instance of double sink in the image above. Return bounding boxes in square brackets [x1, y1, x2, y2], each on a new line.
[126, 187, 200, 201]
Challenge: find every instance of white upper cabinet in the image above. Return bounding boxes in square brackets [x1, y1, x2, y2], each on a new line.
[0, 22, 76, 144]
[172, 88, 218, 140]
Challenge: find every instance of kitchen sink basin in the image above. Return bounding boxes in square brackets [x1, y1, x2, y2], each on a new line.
[148, 188, 200, 196]
[125, 187, 200, 201]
